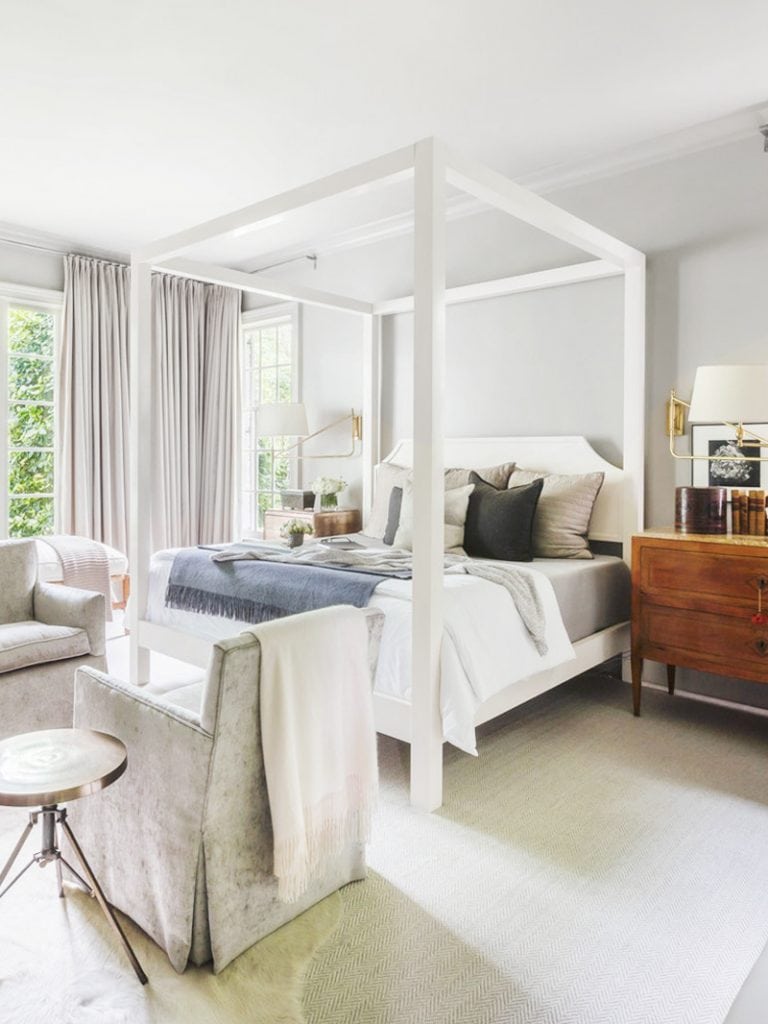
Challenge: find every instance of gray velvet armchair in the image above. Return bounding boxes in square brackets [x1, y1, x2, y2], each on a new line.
[0, 538, 106, 741]
[69, 606, 384, 974]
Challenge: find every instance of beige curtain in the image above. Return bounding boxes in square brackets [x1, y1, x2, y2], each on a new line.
[151, 274, 240, 551]
[58, 255, 130, 551]
[59, 255, 240, 554]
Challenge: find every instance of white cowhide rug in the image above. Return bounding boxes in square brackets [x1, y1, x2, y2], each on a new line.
[0, 807, 340, 1024]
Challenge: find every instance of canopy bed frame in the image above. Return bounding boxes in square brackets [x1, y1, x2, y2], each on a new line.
[129, 138, 645, 811]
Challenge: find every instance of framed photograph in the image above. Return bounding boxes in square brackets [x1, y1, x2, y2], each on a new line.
[691, 423, 768, 493]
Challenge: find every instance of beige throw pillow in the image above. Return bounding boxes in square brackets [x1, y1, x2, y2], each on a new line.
[507, 468, 604, 559]
[393, 482, 475, 552]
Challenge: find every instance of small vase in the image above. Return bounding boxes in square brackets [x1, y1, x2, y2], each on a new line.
[320, 494, 338, 510]
[289, 533, 304, 548]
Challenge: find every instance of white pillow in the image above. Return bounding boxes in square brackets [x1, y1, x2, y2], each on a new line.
[364, 462, 411, 539]
[393, 482, 474, 551]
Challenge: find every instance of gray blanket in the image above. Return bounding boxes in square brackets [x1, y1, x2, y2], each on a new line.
[212, 542, 548, 654]
[165, 548, 385, 624]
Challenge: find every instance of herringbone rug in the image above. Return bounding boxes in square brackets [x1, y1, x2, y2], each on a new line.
[304, 675, 768, 1024]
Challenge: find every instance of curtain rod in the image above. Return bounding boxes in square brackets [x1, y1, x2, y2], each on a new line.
[0, 234, 125, 265]
[0, 233, 318, 276]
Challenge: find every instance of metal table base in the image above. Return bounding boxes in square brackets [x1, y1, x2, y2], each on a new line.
[0, 804, 148, 985]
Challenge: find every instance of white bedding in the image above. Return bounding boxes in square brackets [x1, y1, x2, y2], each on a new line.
[145, 547, 574, 755]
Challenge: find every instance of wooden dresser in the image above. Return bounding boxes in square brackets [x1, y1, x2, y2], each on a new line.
[262, 507, 362, 541]
[631, 530, 768, 715]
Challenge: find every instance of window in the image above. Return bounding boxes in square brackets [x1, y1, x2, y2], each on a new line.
[241, 306, 299, 534]
[0, 292, 60, 539]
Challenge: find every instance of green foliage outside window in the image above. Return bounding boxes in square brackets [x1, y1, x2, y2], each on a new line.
[6, 308, 55, 538]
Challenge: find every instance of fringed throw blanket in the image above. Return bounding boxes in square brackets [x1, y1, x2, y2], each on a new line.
[212, 542, 548, 655]
[256, 606, 378, 902]
[41, 534, 113, 622]
[164, 547, 385, 624]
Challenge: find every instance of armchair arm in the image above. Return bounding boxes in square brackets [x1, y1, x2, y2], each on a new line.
[34, 582, 106, 656]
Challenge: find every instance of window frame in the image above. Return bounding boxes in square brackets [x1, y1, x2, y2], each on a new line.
[240, 302, 301, 536]
[0, 283, 63, 539]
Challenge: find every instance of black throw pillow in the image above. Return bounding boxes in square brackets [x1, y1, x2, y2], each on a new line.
[464, 472, 543, 561]
[383, 486, 404, 546]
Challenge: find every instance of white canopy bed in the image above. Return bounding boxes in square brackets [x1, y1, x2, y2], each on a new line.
[129, 138, 645, 811]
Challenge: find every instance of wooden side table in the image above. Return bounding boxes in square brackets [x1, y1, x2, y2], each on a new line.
[631, 529, 768, 716]
[263, 507, 362, 541]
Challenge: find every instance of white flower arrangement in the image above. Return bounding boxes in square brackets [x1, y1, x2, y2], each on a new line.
[310, 476, 346, 496]
[280, 519, 314, 537]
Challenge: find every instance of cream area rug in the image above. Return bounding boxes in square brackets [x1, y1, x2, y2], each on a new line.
[0, 804, 340, 1024]
[305, 674, 768, 1024]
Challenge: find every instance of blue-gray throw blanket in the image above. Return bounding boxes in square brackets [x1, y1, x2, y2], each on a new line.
[165, 547, 384, 624]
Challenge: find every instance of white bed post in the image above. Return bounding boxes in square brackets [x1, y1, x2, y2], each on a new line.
[361, 313, 381, 518]
[622, 259, 646, 561]
[411, 138, 446, 812]
[128, 259, 152, 685]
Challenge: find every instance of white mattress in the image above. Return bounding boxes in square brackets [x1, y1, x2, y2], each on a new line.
[144, 546, 590, 755]
[35, 538, 128, 583]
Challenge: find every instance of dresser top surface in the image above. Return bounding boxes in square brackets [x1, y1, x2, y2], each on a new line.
[636, 528, 768, 549]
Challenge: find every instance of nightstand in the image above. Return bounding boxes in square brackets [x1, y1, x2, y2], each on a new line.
[631, 529, 768, 716]
[262, 507, 362, 541]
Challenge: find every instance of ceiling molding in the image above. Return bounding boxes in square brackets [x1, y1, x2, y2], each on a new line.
[237, 102, 768, 272]
[517, 102, 768, 194]
[0, 220, 128, 265]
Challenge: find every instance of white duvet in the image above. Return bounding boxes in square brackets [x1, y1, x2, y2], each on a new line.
[146, 549, 575, 755]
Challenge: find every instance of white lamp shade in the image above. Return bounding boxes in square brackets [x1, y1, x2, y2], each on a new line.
[687, 365, 768, 424]
[257, 402, 309, 436]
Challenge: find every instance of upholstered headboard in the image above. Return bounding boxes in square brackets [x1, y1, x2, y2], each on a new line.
[382, 435, 625, 543]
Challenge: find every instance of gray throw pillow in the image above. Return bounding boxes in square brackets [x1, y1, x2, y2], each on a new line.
[464, 473, 543, 562]
[507, 468, 604, 559]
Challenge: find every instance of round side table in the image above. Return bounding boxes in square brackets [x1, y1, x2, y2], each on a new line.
[0, 727, 148, 985]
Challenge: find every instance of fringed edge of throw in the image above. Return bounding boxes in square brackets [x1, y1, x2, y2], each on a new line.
[164, 583, 290, 625]
[274, 779, 378, 904]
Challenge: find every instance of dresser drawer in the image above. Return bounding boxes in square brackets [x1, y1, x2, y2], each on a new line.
[637, 544, 768, 614]
[637, 604, 768, 682]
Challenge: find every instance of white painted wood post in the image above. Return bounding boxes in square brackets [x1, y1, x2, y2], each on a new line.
[622, 259, 646, 564]
[129, 259, 152, 686]
[411, 138, 446, 811]
[362, 313, 381, 518]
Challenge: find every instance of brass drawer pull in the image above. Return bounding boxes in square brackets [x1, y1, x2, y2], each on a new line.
[747, 575, 768, 591]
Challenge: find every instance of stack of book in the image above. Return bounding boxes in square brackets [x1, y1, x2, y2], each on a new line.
[731, 490, 768, 535]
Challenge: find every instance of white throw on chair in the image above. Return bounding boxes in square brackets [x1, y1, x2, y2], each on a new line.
[68, 605, 384, 973]
[0, 539, 106, 741]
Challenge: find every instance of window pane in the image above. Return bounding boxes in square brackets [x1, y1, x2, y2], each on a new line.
[9, 403, 54, 448]
[260, 366, 277, 403]
[277, 364, 292, 403]
[257, 452, 273, 492]
[9, 450, 54, 494]
[9, 308, 54, 357]
[274, 455, 290, 492]
[260, 328, 277, 366]
[278, 324, 292, 363]
[9, 497, 54, 537]
[9, 355, 54, 403]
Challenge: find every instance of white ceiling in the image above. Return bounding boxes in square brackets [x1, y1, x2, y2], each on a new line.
[2, 0, 768, 259]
